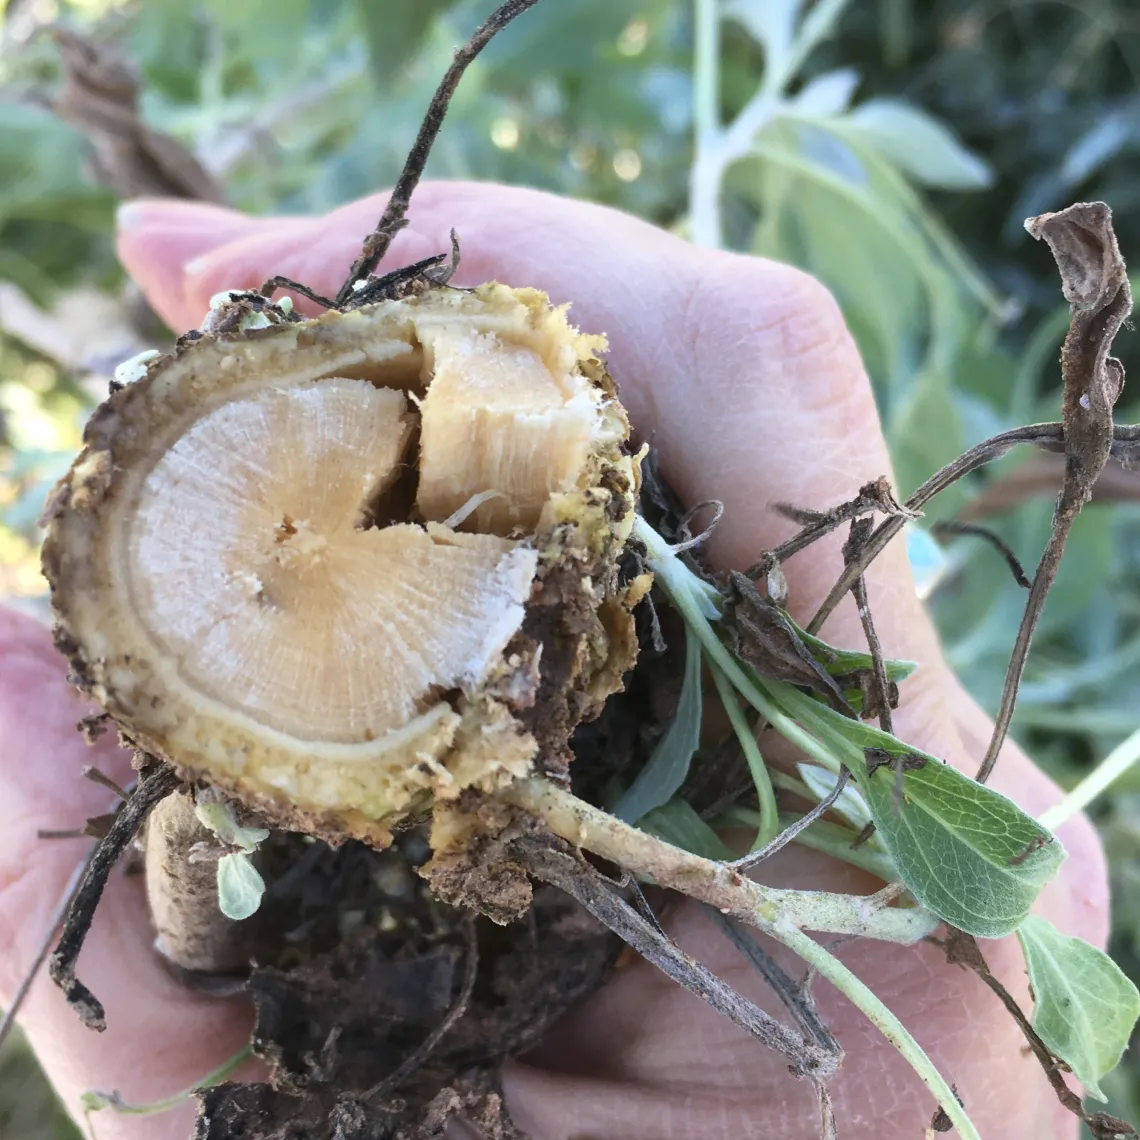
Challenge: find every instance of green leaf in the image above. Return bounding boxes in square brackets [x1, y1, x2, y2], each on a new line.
[216, 853, 266, 921]
[356, 0, 454, 92]
[790, 618, 917, 683]
[765, 682, 1065, 937]
[195, 797, 270, 853]
[788, 67, 860, 118]
[845, 98, 993, 190]
[615, 625, 703, 822]
[1016, 916, 1140, 1100]
[641, 798, 734, 861]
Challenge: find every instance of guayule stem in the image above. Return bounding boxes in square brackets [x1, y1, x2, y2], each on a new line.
[503, 775, 937, 943]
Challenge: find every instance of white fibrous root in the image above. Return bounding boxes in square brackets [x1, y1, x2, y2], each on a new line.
[43, 285, 645, 851]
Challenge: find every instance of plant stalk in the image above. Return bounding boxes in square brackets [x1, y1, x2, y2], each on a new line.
[504, 775, 936, 944]
[772, 922, 981, 1140]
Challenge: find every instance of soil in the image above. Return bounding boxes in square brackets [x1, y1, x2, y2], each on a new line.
[186, 462, 684, 1139]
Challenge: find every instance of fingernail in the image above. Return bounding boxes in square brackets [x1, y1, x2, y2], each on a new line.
[183, 254, 209, 277]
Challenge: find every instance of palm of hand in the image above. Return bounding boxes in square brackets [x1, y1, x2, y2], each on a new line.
[0, 183, 1106, 1140]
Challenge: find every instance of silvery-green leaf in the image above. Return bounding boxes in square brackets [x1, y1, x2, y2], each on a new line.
[616, 626, 703, 822]
[789, 67, 860, 117]
[763, 680, 1064, 938]
[216, 853, 266, 921]
[846, 98, 992, 190]
[1017, 916, 1140, 1101]
[195, 796, 270, 853]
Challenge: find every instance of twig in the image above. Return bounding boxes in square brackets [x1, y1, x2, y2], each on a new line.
[748, 477, 913, 576]
[805, 424, 1063, 634]
[49, 763, 180, 1030]
[363, 916, 479, 1101]
[257, 276, 336, 309]
[341, 236, 461, 311]
[978, 203, 1132, 783]
[844, 517, 894, 734]
[816, 1078, 839, 1140]
[503, 775, 937, 943]
[82, 766, 130, 801]
[704, 908, 839, 1057]
[334, 0, 543, 306]
[0, 853, 92, 1054]
[806, 419, 1140, 635]
[730, 768, 851, 872]
[930, 928, 1138, 1139]
[930, 520, 1031, 588]
[517, 840, 838, 1079]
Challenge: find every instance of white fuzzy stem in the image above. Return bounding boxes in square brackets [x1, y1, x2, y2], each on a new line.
[504, 775, 936, 944]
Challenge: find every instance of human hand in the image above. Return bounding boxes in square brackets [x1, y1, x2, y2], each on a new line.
[0, 182, 1108, 1139]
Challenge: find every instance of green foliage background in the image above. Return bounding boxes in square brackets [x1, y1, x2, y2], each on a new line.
[1, 0, 1139, 1135]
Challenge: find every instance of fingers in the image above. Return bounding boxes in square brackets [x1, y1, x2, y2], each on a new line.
[504, 850, 1078, 1140]
[109, 187, 1109, 1140]
[118, 185, 980, 774]
[0, 610, 257, 1139]
[118, 186, 908, 614]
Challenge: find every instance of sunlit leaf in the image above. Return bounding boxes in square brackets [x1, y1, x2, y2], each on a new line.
[616, 625, 702, 822]
[787, 67, 860, 118]
[764, 680, 1065, 937]
[216, 853, 266, 921]
[1017, 916, 1140, 1100]
[845, 98, 992, 190]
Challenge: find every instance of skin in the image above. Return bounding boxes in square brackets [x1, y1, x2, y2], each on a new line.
[0, 182, 1108, 1139]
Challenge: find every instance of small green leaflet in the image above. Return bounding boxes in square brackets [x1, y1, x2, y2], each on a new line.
[788, 617, 917, 714]
[641, 797, 733, 861]
[616, 625, 703, 823]
[195, 797, 270, 853]
[765, 681, 1065, 938]
[1017, 916, 1140, 1100]
[217, 853, 266, 921]
[791, 619, 918, 685]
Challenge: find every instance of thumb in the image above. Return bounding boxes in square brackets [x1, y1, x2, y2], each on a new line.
[115, 200, 293, 331]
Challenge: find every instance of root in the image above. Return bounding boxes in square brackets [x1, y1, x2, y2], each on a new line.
[145, 790, 263, 975]
[49, 762, 179, 1029]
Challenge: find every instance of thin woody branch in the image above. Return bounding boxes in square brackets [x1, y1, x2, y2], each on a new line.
[49, 763, 180, 1030]
[334, 0, 543, 306]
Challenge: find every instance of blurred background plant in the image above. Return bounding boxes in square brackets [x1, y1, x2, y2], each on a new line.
[1, 0, 1139, 1136]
